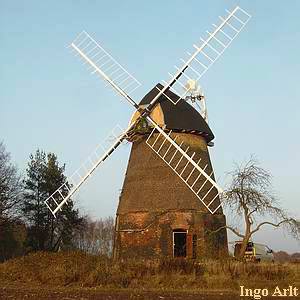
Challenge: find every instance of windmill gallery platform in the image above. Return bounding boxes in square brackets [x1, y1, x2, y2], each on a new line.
[113, 84, 228, 260]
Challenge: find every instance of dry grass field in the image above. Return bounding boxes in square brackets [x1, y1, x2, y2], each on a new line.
[0, 251, 299, 299]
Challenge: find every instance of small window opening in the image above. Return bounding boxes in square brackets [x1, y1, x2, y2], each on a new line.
[173, 229, 187, 258]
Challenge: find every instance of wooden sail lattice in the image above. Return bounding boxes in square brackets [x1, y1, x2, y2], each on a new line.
[146, 126, 225, 214]
[70, 31, 141, 104]
[45, 125, 128, 216]
[158, 6, 251, 105]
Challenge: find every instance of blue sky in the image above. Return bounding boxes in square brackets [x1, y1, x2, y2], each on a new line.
[1, 0, 299, 253]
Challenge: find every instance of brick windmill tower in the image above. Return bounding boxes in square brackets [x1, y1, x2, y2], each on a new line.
[44, 7, 251, 259]
[114, 84, 228, 259]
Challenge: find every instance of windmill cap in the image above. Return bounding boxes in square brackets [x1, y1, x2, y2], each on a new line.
[137, 83, 215, 143]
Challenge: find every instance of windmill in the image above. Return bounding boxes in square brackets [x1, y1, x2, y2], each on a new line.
[44, 6, 251, 259]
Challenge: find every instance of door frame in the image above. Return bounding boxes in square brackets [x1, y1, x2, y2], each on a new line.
[172, 229, 187, 258]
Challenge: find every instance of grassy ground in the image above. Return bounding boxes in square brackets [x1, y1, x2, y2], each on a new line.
[0, 251, 299, 299]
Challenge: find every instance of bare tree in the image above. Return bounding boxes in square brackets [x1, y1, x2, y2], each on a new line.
[213, 157, 300, 258]
[0, 142, 23, 226]
[72, 216, 114, 256]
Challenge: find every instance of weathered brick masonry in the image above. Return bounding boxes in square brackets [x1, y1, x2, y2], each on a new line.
[113, 133, 228, 259]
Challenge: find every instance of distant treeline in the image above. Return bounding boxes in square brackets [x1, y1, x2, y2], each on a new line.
[274, 251, 300, 263]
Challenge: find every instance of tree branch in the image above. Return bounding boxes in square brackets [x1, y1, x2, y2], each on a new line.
[248, 207, 259, 217]
[251, 219, 292, 235]
[209, 225, 244, 238]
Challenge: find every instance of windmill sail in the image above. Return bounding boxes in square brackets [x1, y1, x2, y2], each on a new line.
[145, 121, 225, 214]
[45, 125, 131, 216]
[70, 31, 141, 109]
[158, 6, 251, 104]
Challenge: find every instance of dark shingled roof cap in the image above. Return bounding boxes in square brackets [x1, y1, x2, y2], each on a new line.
[139, 83, 215, 143]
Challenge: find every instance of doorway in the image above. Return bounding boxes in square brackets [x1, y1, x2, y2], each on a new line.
[173, 229, 187, 257]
